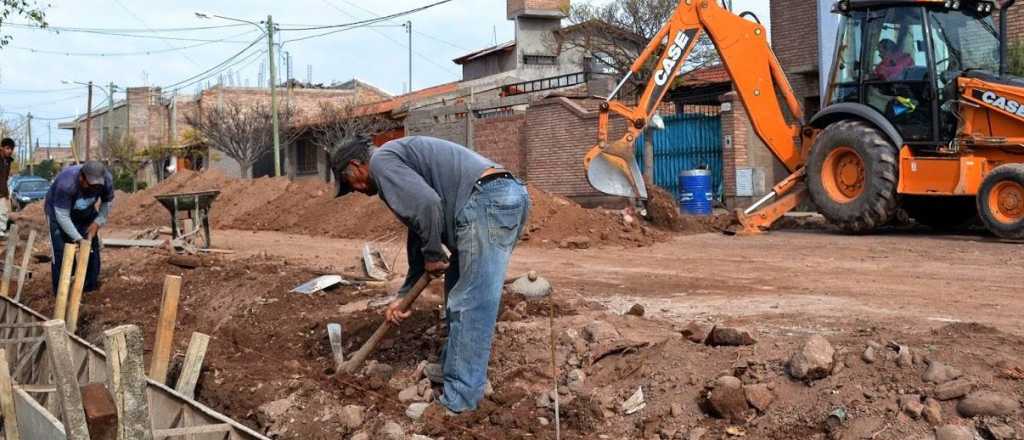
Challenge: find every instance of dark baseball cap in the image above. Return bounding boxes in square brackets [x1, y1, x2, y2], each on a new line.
[81, 161, 107, 186]
[330, 136, 374, 198]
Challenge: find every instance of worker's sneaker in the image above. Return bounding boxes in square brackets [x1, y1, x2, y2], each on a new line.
[423, 362, 444, 384]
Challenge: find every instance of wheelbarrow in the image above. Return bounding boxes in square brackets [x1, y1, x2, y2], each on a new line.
[154, 191, 220, 250]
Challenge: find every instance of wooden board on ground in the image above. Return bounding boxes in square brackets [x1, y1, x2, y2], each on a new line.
[103, 239, 166, 248]
[149, 275, 182, 384]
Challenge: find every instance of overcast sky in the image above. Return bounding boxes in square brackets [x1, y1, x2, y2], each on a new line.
[0, 0, 770, 148]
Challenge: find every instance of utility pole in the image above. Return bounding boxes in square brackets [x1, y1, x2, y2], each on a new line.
[405, 21, 413, 92]
[25, 113, 32, 175]
[267, 15, 281, 177]
[47, 122, 52, 160]
[84, 81, 94, 162]
[105, 82, 115, 156]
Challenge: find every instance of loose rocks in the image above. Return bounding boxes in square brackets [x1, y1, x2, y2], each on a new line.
[381, 421, 405, 440]
[933, 378, 976, 401]
[559, 236, 591, 250]
[706, 326, 757, 347]
[922, 398, 942, 425]
[899, 395, 924, 419]
[706, 376, 750, 422]
[862, 345, 877, 364]
[788, 335, 835, 380]
[935, 425, 976, 440]
[406, 402, 431, 420]
[582, 321, 620, 343]
[626, 303, 645, 317]
[399, 385, 422, 403]
[923, 362, 963, 384]
[743, 383, 775, 413]
[957, 391, 1020, 417]
[681, 321, 711, 344]
[340, 405, 365, 430]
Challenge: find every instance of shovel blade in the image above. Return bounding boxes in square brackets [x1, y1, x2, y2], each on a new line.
[584, 146, 648, 200]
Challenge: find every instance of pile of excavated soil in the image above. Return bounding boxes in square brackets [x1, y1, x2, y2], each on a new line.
[19, 247, 1024, 440]
[646, 185, 733, 233]
[38, 170, 673, 247]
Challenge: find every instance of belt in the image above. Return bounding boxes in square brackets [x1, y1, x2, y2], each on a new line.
[477, 171, 514, 185]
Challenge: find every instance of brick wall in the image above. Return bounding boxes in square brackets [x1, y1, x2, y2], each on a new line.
[770, 0, 820, 111]
[405, 104, 470, 146]
[720, 92, 786, 209]
[473, 113, 527, 177]
[525, 97, 626, 202]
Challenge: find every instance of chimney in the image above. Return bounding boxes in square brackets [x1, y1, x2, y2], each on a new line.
[507, 0, 569, 20]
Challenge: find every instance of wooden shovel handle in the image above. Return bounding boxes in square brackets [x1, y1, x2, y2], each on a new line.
[338, 275, 432, 374]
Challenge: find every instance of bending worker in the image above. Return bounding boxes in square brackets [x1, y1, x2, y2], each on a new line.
[331, 135, 530, 414]
[44, 161, 114, 294]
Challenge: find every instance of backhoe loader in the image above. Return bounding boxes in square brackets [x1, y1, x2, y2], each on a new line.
[585, 0, 1024, 239]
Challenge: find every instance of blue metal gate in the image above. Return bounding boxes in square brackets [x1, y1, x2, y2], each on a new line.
[635, 106, 723, 200]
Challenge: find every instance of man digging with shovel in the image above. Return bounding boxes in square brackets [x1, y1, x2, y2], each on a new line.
[331, 135, 530, 416]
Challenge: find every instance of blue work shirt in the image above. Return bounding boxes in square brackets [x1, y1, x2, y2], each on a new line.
[44, 165, 115, 224]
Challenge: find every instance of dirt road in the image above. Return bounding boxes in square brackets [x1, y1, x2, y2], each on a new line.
[208, 228, 1024, 335]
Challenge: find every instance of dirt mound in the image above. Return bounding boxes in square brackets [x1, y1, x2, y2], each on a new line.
[95, 170, 670, 247]
[646, 185, 732, 233]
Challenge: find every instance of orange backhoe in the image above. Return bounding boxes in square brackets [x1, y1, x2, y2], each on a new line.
[585, 0, 1024, 239]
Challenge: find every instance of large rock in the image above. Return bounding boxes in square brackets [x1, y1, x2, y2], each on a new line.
[351, 432, 370, 440]
[957, 391, 1020, 417]
[862, 346, 877, 364]
[984, 423, 1016, 440]
[681, 321, 711, 344]
[406, 402, 431, 420]
[559, 236, 591, 250]
[899, 395, 924, 419]
[256, 394, 296, 428]
[922, 398, 942, 425]
[933, 378, 976, 401]
[582, 321, 620, 343]
[381, 421, 405, 440]
[340, 405, 365, 430]
[743, 384, 775, 413]
[935, 425, 976, 440]
[706, 326, 757, 347]
[364, 361, 394, 390]
[788, 335, 835, 380]
[923, 362, 963, 384]
[398, 385, 422, 403]
[706, 376, 750, 422]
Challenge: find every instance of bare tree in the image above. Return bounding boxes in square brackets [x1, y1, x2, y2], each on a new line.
[185, 100, 302, 178]
[563, 0, 721, 97]
[311, 97, 396, 158]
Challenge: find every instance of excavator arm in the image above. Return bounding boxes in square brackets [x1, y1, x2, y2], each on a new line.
[584, 0, 812, 233]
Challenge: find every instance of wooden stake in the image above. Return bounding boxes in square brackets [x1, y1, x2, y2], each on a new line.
[66, 239, 93, 334]
[103, 325, 154, 440]
[149, 275, 182, 384]
[1, 224, 20, 297]
[42, 320, 90, 440]
[0, 348, 21, 440]
[174, 332, 209, 399]
[53, 243, 78, 321]
[14, 229, 36, 302]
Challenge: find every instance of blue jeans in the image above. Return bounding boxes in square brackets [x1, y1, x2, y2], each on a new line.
[48, 209, 102, 295]
[439, 176, 529, 413]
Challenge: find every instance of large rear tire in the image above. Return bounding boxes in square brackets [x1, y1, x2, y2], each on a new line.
[978, 164, 1024, 239]
[807, 120, 900, 233]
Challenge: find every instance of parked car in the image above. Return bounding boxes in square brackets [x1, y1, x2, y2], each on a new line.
[10, 177, 49, 211]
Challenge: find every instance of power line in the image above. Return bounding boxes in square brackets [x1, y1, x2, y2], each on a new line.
[110, 0, 203, 68]
[4, 94, 87, 111]
[161, 36, 267, 92]
[8, 29, 260, 57]
[5, 21, 249, 33]
[334, 0, 470, 51]
[279, 0, 454, 31]
[5, 22, 254, 43]
[0, 86, 82, 94]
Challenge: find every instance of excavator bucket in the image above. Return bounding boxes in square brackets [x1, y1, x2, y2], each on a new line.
[584, 146, 649, 200]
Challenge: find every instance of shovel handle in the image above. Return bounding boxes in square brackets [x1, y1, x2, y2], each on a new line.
[338, 275, 432, 374]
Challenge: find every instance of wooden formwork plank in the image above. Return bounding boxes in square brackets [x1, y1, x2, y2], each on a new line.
[14, 229, 36, 302]
[14, 387, 65, 439]
[0, 348, 21, 440]
[1, 224, 20, 297]
[174, 333, 209, 400]
[54, 243, 78, 321]
[152, 423, 232, 438]
[150, 275, 182, 384]
[42, 319, 90, 440]
[104, 324, 154, 440]
[66, 240, 93, 334]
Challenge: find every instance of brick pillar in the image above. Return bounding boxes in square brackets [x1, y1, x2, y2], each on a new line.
[720, 92, 750, 210]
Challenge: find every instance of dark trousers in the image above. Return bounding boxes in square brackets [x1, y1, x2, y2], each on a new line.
[48, 209, 102, 295]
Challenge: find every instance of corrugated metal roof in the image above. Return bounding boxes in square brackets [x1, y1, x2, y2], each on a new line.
[452, 41, 516, 65]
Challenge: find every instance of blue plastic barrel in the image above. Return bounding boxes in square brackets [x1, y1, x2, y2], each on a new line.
[678, 169, 713, 216]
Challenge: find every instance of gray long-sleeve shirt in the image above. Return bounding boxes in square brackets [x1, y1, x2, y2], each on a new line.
[368, 136, 498, 295]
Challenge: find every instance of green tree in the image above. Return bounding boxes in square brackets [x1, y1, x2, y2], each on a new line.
[1, 0, 48, 48]
[28, 158, 56, 180]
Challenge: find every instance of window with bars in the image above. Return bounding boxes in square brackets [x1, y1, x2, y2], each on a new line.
[296, 143, 319, 175]
[523, 55, 557, 65]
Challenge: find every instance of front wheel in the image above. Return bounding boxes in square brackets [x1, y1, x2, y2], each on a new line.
[978, 164, 1024, 239]
[806, 120, 900, 233]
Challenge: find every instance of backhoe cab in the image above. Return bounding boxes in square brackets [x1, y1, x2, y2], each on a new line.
[584, 0, 1024, 239]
